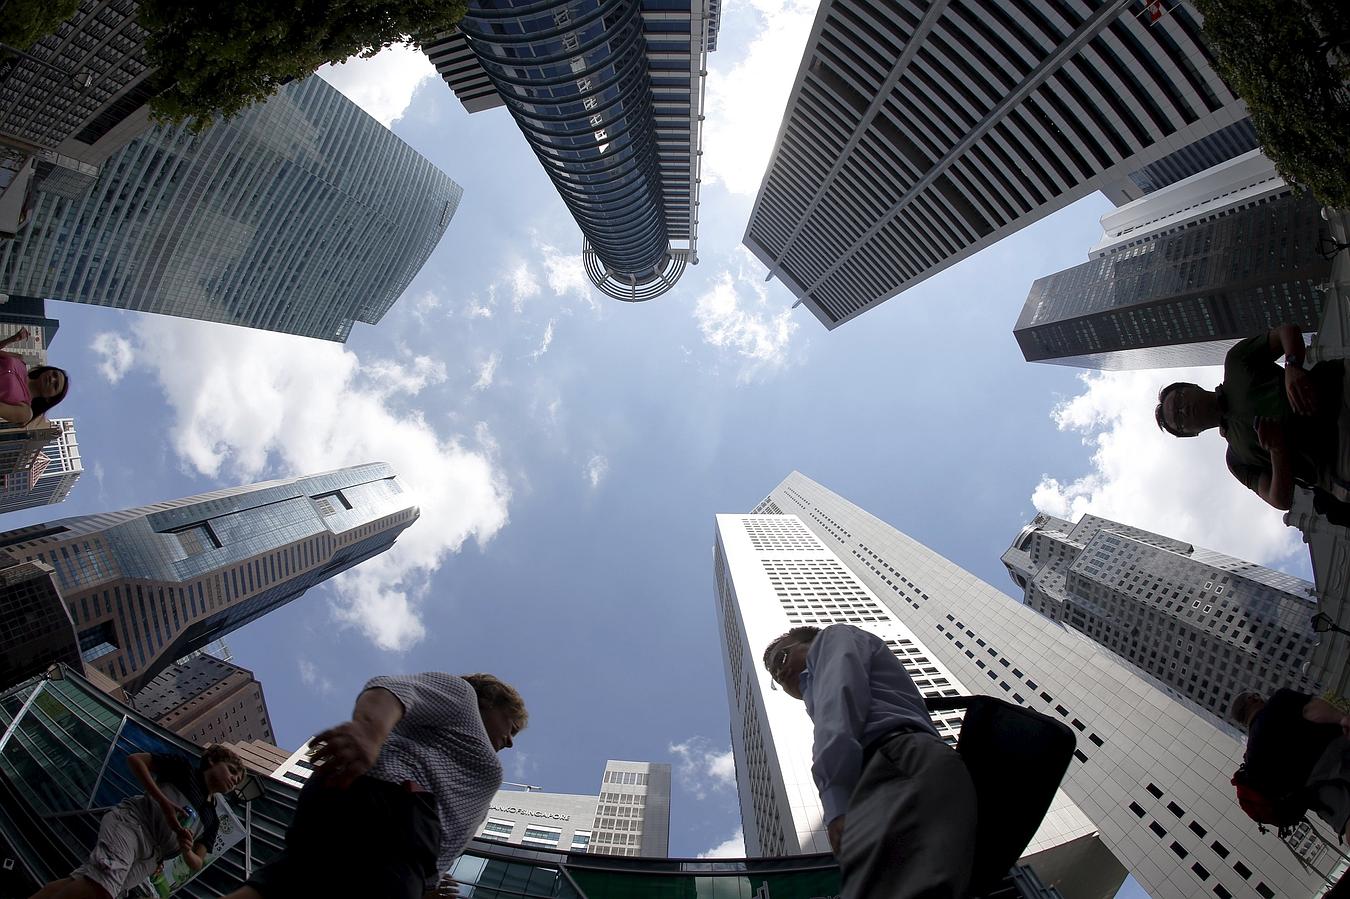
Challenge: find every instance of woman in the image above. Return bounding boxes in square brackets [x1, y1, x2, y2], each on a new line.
[0, 327, 70, 425]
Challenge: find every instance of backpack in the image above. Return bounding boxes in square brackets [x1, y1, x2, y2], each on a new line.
[1231, 764, 1308, 832]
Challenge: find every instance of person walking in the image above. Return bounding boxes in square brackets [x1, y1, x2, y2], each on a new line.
[763, 624, 977, 899]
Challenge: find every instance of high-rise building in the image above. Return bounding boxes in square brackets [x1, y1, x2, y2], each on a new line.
[132, 653, 275, 746]
[0, 76, 461, 341]
[1014, 151, 1332, 369]
[425, 0, 718, 302]
[717, 472, 1342, 899]
[714, 511, 1119, 899]
[589, 760, 670, 857]
[0, 418, 82, 514]
[743, 0, 1252, 329]
[0, 462, 418, 692]
[0, 555, 79, 688]
[478, 790, 599, 855]
[1002, 512, 1319, 722]
[222, 739, 292, 777]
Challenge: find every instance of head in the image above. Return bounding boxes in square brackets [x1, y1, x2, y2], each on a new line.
[463, 673, 528, 752]
[1155, 381, 1208, 438]
[26, 366, 69, 420]
[199, 744, 246, 795]
[1230, 691, 1266, 731]
[762, 626, 821, 700]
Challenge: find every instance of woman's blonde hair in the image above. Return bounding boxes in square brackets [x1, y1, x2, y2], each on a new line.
[462, 673, 528, 731]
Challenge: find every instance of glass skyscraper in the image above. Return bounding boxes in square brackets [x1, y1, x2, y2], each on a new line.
[426, 0, 718, 302]
[0, 77, 461, 341]
[0, 462, 418, 692]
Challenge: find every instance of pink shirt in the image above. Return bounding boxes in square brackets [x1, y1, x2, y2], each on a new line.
[0, 353, 31, 407]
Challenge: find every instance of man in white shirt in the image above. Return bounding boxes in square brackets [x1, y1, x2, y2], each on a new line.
[764, 624, 977, 899]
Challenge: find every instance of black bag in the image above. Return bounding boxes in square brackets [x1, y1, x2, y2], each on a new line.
[925, 695, 1077, 895]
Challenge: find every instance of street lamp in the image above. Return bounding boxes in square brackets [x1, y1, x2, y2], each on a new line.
[0, 42, 93, 88]
[1310, 612, 1350, 638]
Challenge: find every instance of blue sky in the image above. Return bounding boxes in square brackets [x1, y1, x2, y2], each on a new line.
[5, 1, 1316, 894]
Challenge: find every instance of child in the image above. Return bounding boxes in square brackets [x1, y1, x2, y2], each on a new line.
[29, 745, 245, 899]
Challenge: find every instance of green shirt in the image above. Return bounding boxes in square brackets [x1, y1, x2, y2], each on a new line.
[1220, 335, 1342, 492]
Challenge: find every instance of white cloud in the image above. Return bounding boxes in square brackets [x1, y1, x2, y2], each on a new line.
[121, 317, 510, 652]
[699, 828, 745, 859]
[693, 255, 799, 381]
[508, 263, 541, 313]
[701, 0, 817, 196]
[530, 320, 556, 361]
[669, 737, 737, 800]
[584, 454, 608, 489]
[534, 235, 596, 308]
[317, 45, 436, 127]
[474, 354, 500, 391]
[298, 659, 336, 695]
[411, 290, 442, 321]
[1033, 368, 1305, 567]
[90, 332, 135, 384]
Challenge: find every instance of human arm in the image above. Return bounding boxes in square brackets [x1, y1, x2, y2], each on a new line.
[1302, 697, 1350, 736]
[176, 836, 209, 870]
[0, 328, 29, 350]
[1254, 419, 1296, 510]
[126, 753, 194, 843]
[0, 400, 32, 425]
[423, 875, 461, 898]
[310, 684, 406, 789]
[1269, 324, 1318, 414]
[807, 627, 873, 837]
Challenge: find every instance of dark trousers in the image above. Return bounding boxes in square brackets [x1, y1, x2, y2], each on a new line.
[838, 732, 978, 899]
[247, 774, 440, 899]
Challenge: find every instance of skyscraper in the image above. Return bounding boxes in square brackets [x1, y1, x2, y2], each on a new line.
[425, 0, 718, 302]
[1014, 151, 1332, 369]
[1001, 512, 1319, 722]
[0, 418, 82, 515]
[743, 0, 1251, 329]
[132, 652, 276, 745]
[0, 76, 461, 341]
[0, 462, 418, 692]
[0, 555, 79, 688]
[717, 472, 1340, 899]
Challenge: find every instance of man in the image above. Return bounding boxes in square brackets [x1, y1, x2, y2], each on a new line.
[1155, 323, 1346, 511]
[1233, 689, 1350, 839]
[763, 624, 976, 899]
[29, 745, 246, 899]
[223, 672, 527, 899]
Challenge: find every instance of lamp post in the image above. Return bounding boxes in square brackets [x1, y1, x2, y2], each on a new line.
[0, 42, 93, 88]
[1311, 612, 1350, 639]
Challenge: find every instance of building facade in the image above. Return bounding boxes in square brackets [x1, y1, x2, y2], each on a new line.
[0, 76, 461, 341]
[743, 0, 1253, 329]
[0, 418, 82, 514]
[426, 0, 718, 302]
[132, 652, 275, 746]
[0, 462, 418, 692]
[720, 472, 1342, 898]
[1014, 151, 1331, 369]
[1002, 513, 1319, 722]
[589, 760, 671, 857]
[0, 555, 78, 688]
[713, 511, 1119, 899]
[479, 790, 600, 855]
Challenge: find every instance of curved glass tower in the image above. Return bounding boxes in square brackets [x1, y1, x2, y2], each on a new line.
[430, 0, 717, 302]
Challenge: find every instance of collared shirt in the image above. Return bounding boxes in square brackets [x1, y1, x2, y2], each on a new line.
[1219, 335, 1342, 491]
[363, 673, 503, 885]
[801, 625, 939, 823]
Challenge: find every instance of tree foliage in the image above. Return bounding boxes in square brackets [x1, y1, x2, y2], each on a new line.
[138, 0, 468, 131]
[1196, 0, 1350, 208]
[0, 0, 82, 51]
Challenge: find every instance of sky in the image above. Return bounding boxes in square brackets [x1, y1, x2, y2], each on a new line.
[5, 0, 1318, 895]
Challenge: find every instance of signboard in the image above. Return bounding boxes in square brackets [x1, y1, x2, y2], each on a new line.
[143, 794, 246, 897]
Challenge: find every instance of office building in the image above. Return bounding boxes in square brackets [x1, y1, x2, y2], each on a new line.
[1002, 513, 1319, 722]
[589, 760, 671, 857]
[0, 76, 461, 341]
[132, 652, 275, 746]
[716, 472, 1342, 898]
[0, 418, 81, 514]
[1015, 151, 1332, 369]
[744, 0, 1252, 329]
[223, 739, 292, 777]
[426, 0, 718, 302]
[0, 462, 418, 692]
[0, 555, 79, 687]
[479, 790, 599, 855]
[0, 667, 1066, 898]
[714, 511, 1118, 899]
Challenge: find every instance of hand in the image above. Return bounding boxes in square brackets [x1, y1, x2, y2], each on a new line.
[1285, 365, 1318, 415]
[424, 875, 461, 899]
[159, 800, 192, 844]
[827, 816, 846, 857]
[311, 719, 384, 789]
[178, 832, 196, 856]
[11, 328, 28, 343]
[1255, 417, 1287, 453]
